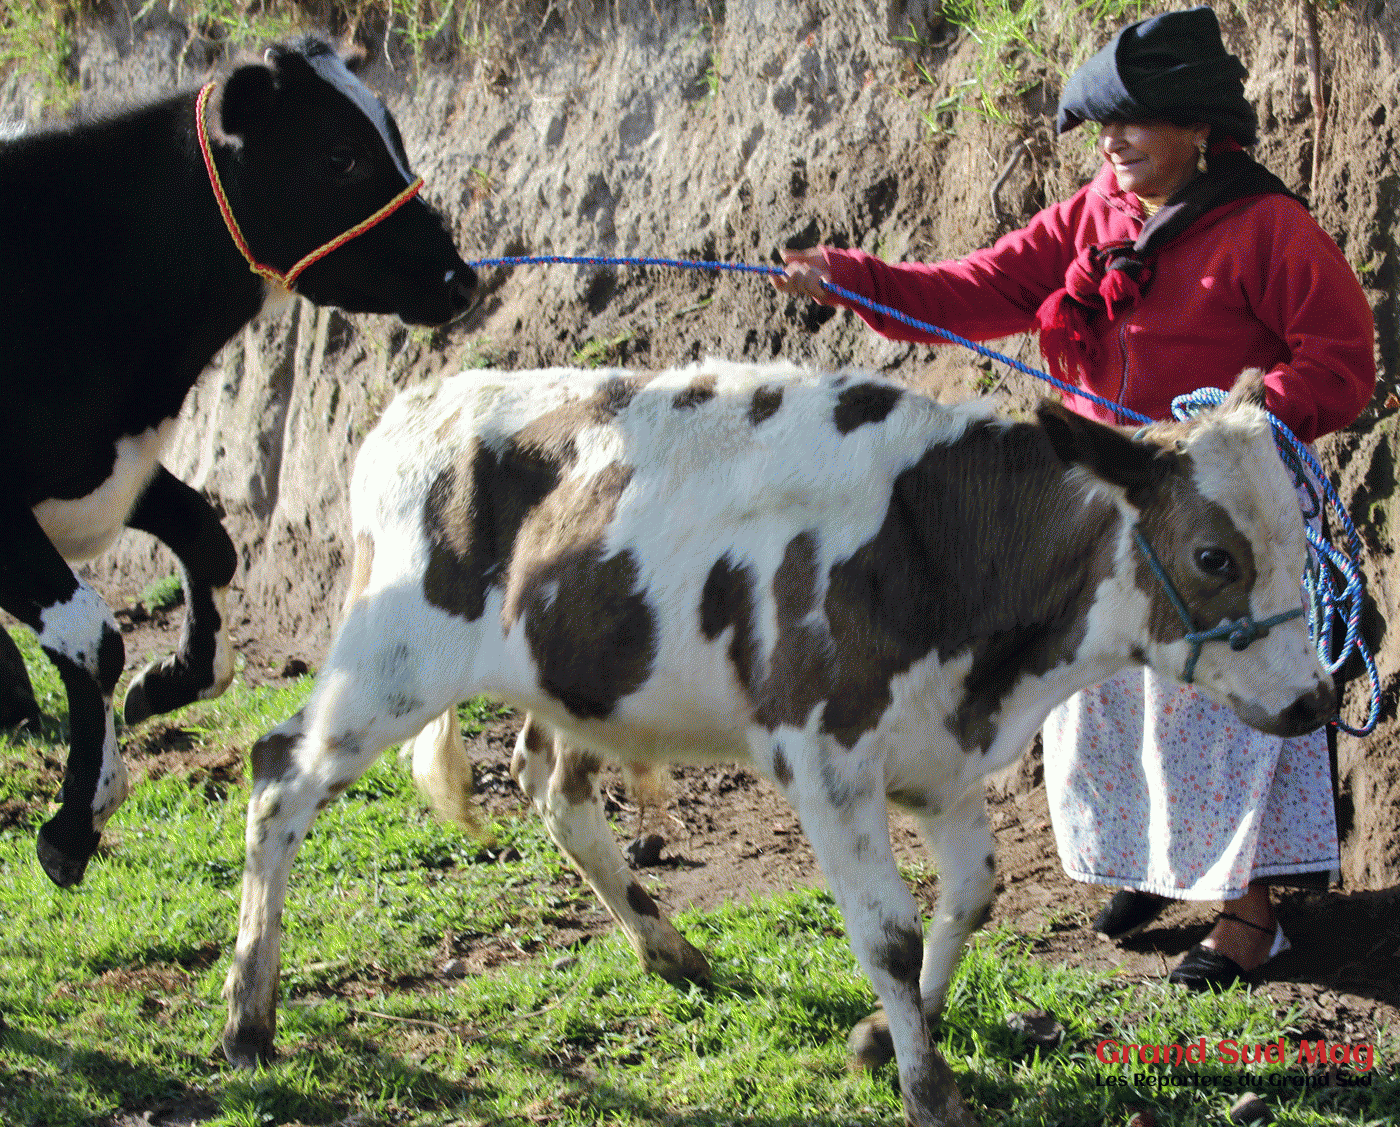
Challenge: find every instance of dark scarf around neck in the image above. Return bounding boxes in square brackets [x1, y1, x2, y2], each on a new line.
[1036, 148, 1301, 392]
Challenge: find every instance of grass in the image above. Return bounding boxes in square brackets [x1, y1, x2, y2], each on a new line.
[0, 0, 506, 115]
[0, 627, 1393, 1125]
[900, 0, 1153, 134]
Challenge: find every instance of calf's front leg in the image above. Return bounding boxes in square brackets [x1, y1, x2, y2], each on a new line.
[511, 715, 711, 984]
[759, 731, 978, 1127]
[122, 467, 238, 724]
[0, 503, 127, 886]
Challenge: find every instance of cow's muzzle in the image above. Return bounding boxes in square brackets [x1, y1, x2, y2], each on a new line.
[1232, 679, 1337, 737]
[445, 265, 478, 319]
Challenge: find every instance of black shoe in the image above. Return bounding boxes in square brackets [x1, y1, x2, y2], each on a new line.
[1092, 889, 1170, 941]
[1167, 914, 1289, 992]
[1168, 943, 1247, 991]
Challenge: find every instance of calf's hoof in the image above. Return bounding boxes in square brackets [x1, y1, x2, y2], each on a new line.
[847, 1009, 896, 1072]
[35, 822, 98, 888]
[222, 1023, 276, 1070]
[651, 943, 712, 986]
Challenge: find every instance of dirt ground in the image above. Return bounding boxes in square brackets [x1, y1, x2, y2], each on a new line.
[93, 591, 1400, 1089]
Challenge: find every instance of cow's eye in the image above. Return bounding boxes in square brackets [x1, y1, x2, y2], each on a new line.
[328, 148, 357, 178]
[1195, 547, 1238, 581]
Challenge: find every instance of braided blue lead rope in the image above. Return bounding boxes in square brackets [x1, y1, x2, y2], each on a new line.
[467, 253, 1379, 734]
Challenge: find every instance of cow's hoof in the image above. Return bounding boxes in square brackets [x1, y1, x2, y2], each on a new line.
[647, 938, 712, 985]
[223, 1023, 276, 1070]
[847, 1009, 896, 1072]
[122, 667, 157, 725]
[35, 825, 95, 888]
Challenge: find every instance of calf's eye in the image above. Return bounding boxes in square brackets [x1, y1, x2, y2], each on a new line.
[1195, 547, 1238, 580]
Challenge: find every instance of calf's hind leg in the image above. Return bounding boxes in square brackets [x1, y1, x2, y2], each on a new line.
[511, 716, 711, 984]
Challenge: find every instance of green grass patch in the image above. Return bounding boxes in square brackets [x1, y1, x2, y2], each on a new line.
[0, 645, 1391, 1124]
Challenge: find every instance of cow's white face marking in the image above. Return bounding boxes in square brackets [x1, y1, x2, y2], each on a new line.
[33, 418, 178, 562]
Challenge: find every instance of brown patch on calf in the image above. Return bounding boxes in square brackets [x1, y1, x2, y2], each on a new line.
[672, 374, 717, 410]
[251, 719, 301, 783]
[421, 378, 655, 623]
[626, 882, 662, 918]
[833, 382, 902, 435]
[507, 462, 658, 720]
[748, 384, 783, 425]
[422, 439, 564, 621]
[1132, 467, 1258, 645]
[791, 419, 1122, 751]
[560, 749, 603, 805]
[700, 555, 758, 690]
[752, 532, 834, 732]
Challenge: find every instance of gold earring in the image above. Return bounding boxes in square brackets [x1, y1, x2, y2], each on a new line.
[1196, 139, 1208, 174]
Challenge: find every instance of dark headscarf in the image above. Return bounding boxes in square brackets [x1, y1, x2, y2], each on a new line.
[1055, 6, 1257, 145]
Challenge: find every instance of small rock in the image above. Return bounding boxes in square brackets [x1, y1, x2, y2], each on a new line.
[441, 958, 469, 978]
[1005, 1008, 1064, 1049]
[281, 656, 310, 678]
[625, 832, 666, 867]
[1229, 1092, 1271, 1125]
[551, 955, 578, 972]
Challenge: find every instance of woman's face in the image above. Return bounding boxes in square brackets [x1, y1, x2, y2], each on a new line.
[1099, 120, 1210, 205]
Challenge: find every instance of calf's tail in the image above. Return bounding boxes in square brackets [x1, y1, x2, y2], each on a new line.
[409, 709, 487, 837]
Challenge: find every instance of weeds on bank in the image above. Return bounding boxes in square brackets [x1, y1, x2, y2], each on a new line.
[0, 627, 1392, 1124]
[900, 0, 1152, 133]
[0, 0, 502, 115]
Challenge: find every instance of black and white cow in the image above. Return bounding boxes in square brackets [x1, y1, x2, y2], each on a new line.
[222, 361, 1332, 1126]
[0, 38, 476, 888]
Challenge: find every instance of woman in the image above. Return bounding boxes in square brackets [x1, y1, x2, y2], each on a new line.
[773, 6, 1374, 989]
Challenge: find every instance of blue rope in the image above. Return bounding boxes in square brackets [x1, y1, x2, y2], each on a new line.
[466, 253, 1380, 735]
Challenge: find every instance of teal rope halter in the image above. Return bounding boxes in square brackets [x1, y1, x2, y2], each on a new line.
[1130, 526, 1305, 684]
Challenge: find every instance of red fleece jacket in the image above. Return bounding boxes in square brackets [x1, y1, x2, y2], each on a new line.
[821, 163, 1375, 442]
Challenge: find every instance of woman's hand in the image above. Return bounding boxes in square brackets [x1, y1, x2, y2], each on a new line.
[771, 246, 836, 305]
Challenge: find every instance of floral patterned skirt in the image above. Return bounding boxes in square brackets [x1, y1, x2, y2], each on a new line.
[1043, 666, 1339, 900]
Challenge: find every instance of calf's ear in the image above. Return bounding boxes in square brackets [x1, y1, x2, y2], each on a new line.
[1219, 367, 1269, 413]
[220, 62, 278, 139]
[1036, 400, 1173, 505]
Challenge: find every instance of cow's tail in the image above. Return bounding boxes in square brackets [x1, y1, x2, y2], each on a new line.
[409, 709, 488, 838]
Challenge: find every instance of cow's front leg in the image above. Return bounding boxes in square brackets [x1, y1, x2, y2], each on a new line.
[122, 466, 238, 724]
[0, 504, 127, 886]
[511, 716, 711, 984]
[759, 732, 977, 1127]
[850, 786, 998, 1074]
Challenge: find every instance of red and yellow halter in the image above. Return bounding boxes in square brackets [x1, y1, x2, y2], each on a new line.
[195, 82, 424, 291]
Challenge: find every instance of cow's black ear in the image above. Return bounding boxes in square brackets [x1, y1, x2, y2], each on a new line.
[1037, 400, 1172, 504]
[220, 62, 278, 138]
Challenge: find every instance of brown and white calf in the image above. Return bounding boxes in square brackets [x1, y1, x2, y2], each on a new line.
[222, 361, 1332, 1126]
